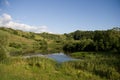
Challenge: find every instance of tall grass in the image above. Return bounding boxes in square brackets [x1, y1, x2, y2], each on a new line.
[69, 52, 120, 80]
[0, 52, 120, 80]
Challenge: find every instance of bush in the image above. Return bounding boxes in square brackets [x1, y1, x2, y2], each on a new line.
[9, 42, 22, 49]
[63, 39, 95, 53]
[0, 47, 7, 61]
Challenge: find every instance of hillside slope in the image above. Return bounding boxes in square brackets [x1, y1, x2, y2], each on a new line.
[0, 27, 65, 56]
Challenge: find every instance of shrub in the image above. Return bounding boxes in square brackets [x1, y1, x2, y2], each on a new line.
[0, 47, 7, 61]
[9, 42, 22, 49]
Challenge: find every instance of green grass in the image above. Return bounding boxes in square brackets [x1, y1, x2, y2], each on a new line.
[0, 56, 105, 80]
[47, 40, 63, 53]
[0, 28, 65, 55]
[69, 52, 120, 80]
[1, 51, 120, 80]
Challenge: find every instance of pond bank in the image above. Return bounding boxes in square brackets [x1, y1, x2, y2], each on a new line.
[23, 53, 79, 63]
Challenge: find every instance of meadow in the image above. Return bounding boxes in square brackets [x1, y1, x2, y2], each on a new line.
[0, 27, 120, 80]
[0, 52, 120, 80]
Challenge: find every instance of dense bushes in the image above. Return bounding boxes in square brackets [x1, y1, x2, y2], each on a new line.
[69, 52, 120, 80]
[33, 39, 48, 53]
[0, 47, 7, 61]
[63, 28, 120, 53]
[63, 39, 95, 53]
[8, 40, 48, 55]
[9, 42, 22, 49]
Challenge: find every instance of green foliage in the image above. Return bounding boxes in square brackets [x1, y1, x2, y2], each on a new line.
[32, 39, 48, 53]
[0, 30, 9, 61]
[0, 57, 104, 80]
[22, 32, 35, 39]
[71, 30, 94, 40]
[0, 27, 120, 80]
[1, 52, 119, 80]
[9, 42, 22, 49]
[63, 28, 120, 53]
[63, 39, 95, 53]
[0, 47, 7, 61]
[0, 27, 66, 54]
[70, 52, 120, 80]
[0, 27, 120, 55]
[38, 32, 63, 41]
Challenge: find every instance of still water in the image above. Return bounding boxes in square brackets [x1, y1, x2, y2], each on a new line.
[24, 53, 77, 62]
[47, 53, 77, 62]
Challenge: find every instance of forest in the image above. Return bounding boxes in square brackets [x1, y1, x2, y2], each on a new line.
[0, 27, 120, 80]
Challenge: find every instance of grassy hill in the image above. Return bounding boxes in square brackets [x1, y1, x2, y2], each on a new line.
[0, 27, 120, 56]
[0, 27, 66, 56]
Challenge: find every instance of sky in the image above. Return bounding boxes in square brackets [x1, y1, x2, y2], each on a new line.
[0, 0, 120, 33]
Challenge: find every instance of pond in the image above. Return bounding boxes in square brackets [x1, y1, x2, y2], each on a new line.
[47, 53, 78, 62]
[24, 53, 78, 63]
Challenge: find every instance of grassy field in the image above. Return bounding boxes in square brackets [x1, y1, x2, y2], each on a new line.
[0, 52, 120, 80]
[70, 52, 120, 80]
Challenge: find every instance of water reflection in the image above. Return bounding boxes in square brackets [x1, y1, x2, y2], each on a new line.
[24, 53, 78, 62]
[47, 53, 77, 62]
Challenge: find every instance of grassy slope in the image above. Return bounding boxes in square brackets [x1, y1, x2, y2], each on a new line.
[0, 29, 36, 55]
[0, 27, 65, 55]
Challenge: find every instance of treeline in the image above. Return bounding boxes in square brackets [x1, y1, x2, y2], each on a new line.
[63, 27, 120, 53]
[0, 27, 120, 56]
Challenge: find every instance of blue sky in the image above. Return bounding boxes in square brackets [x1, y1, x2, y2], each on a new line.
[0, 0, 120, 33]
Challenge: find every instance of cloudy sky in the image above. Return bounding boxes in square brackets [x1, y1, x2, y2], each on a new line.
[0, 0, 120, 33]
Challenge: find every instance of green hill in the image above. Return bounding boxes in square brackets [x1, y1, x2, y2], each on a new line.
[0, 27, 120, 56]
[0, 27, 66, 56]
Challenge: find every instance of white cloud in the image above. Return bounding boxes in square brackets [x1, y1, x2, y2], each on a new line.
[0, 13, 51, 33]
